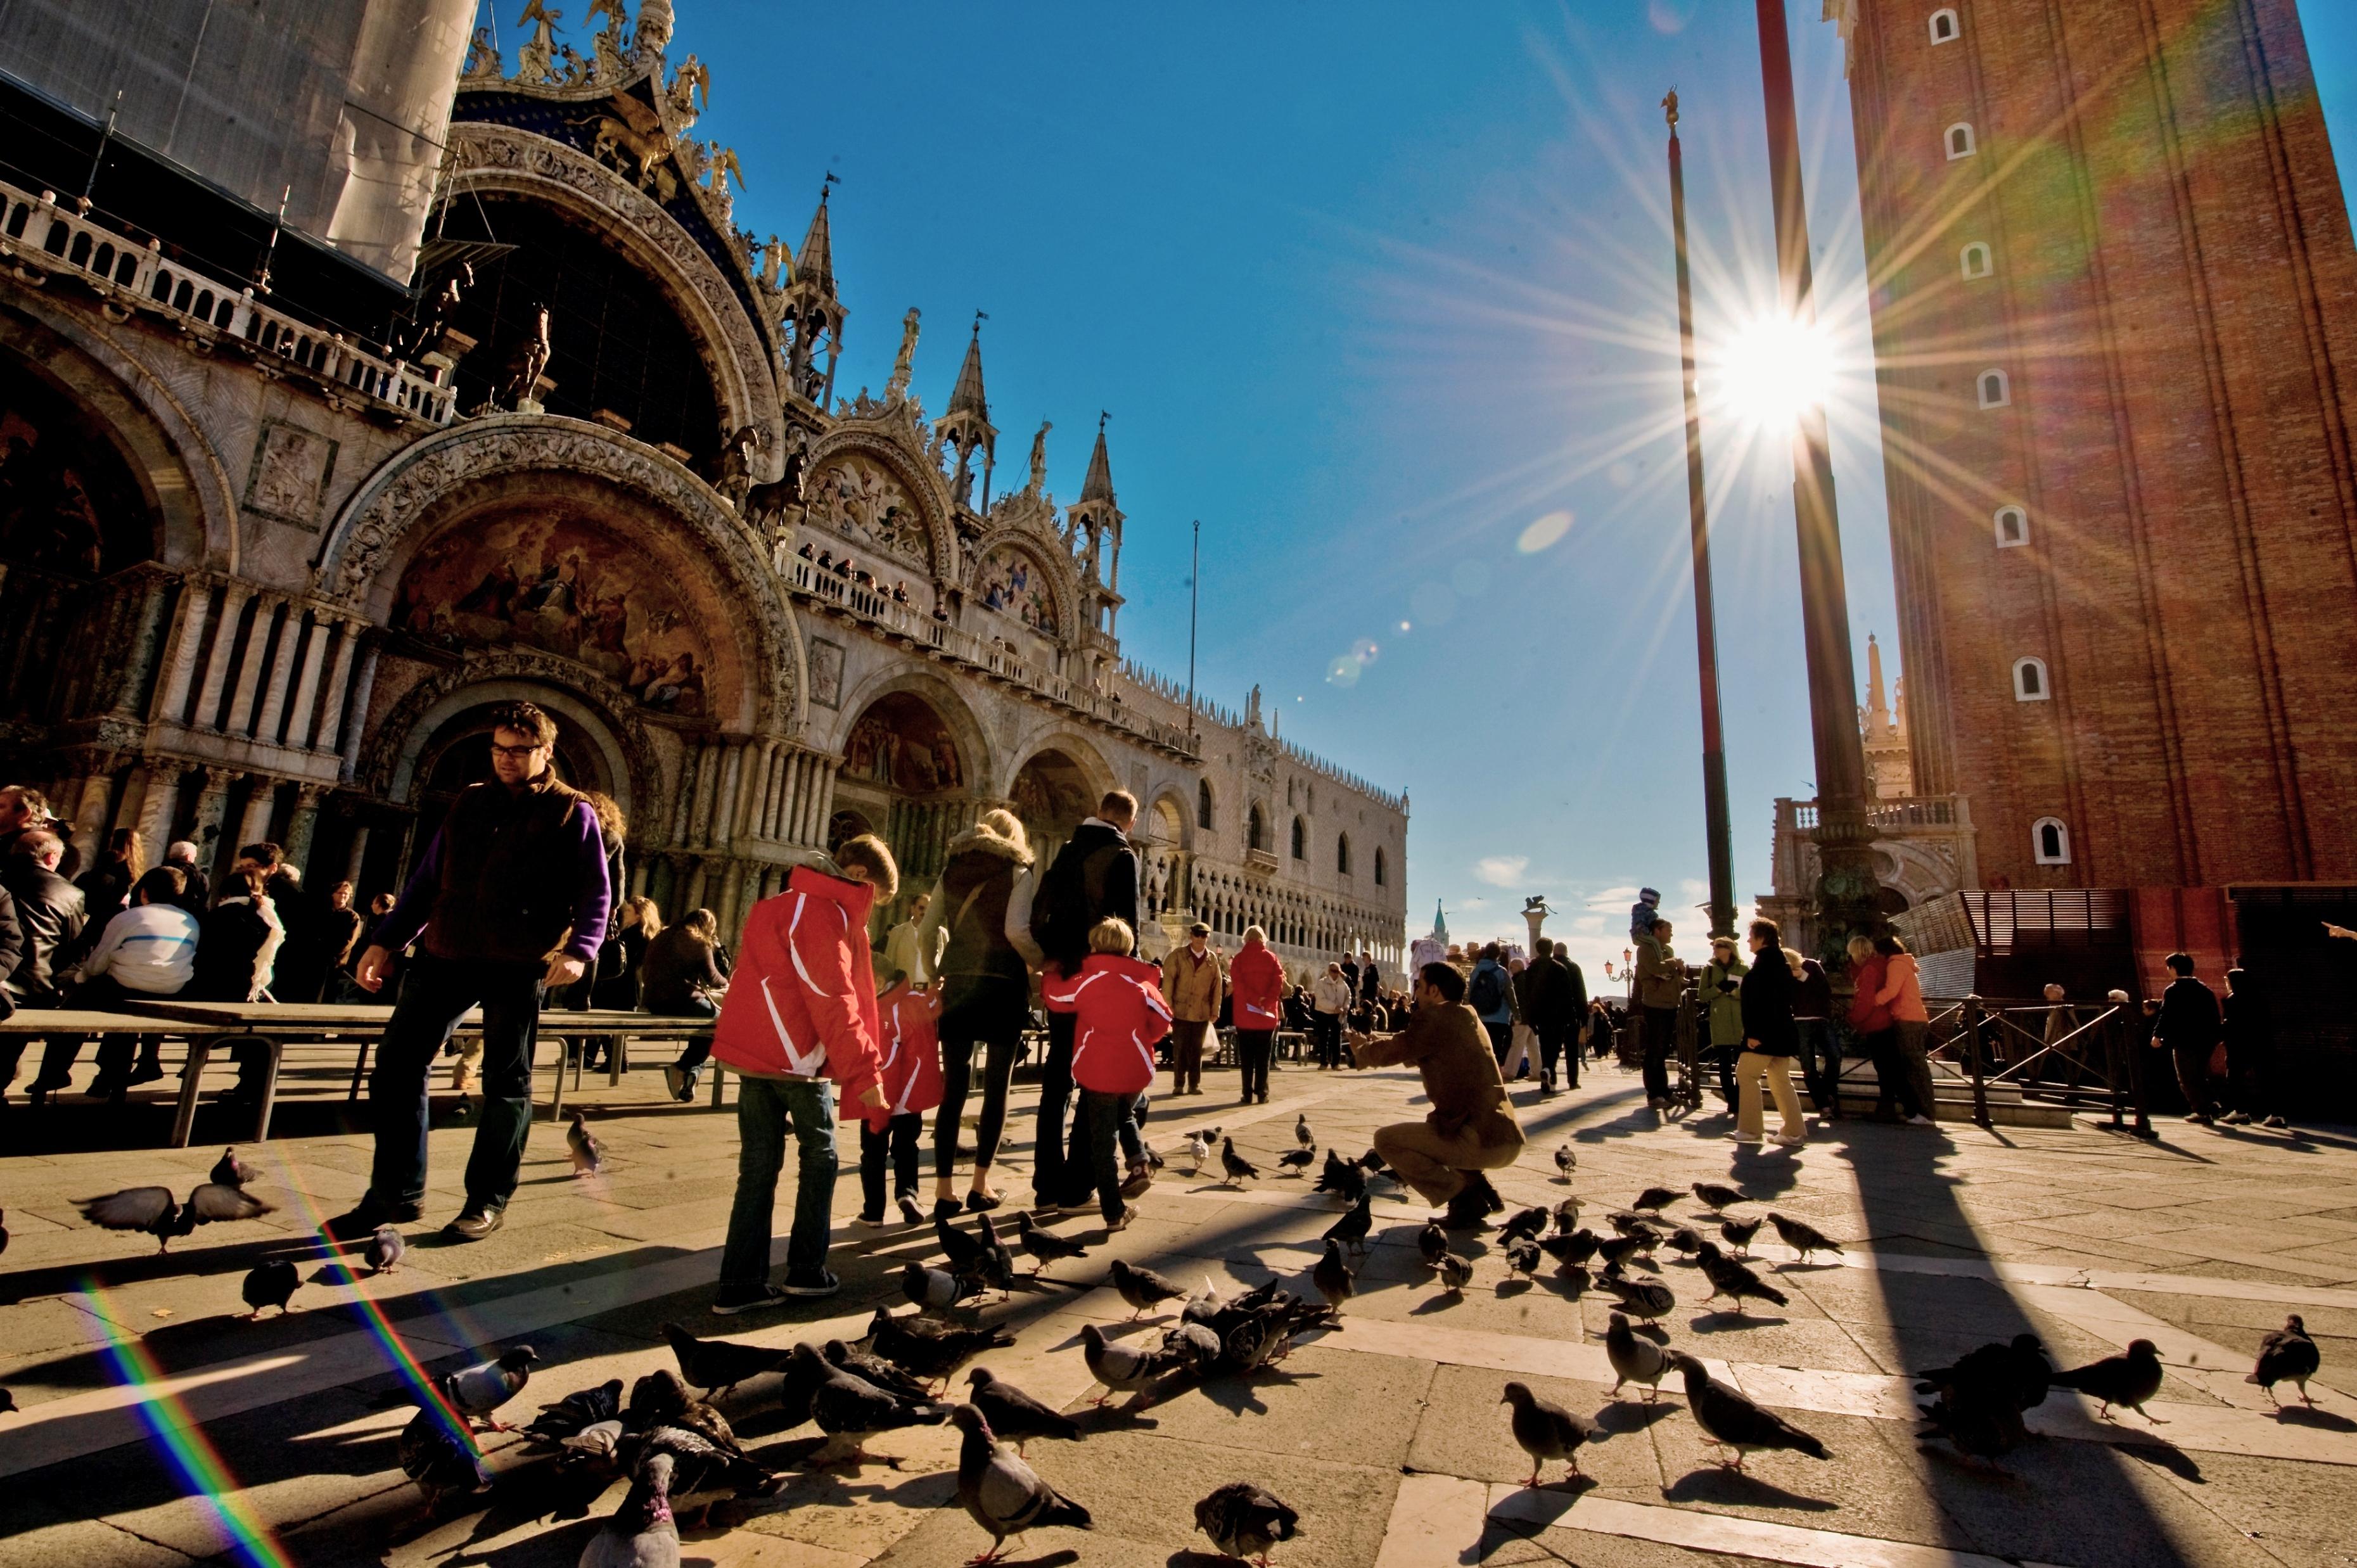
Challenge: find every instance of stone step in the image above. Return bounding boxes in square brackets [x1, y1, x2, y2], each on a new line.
[1833, 1084, 2079, 1128]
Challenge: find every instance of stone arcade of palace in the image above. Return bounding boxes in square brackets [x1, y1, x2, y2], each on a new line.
[0, 0, 1407, 971]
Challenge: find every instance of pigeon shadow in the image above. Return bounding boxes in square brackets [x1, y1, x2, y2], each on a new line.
[1661, 1468, 1837, 1511]
[985, 1552, 1079, 1568]
[2272, 1404, 2356, 1432]
[1170, 1550, 1242, 1568]
[1594, 1398, 1678, 1434]
[2116, 1436, 2204, 1484]
[1494, 1278, 1535, 1298]
[1685, 1310, 1789, 1332]
[1411, 1292, 1469, 1315]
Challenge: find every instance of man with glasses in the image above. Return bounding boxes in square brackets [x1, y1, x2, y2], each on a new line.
[326, 702, 611, 1244]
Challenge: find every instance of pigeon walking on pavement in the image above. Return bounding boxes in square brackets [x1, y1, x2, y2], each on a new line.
[1913, 1334, 2052, 1463]
[1196, 1481, 1301, 1567]
[1552, 1198, 1582, 1234]
[902, 1261, 978, 1314]
[579, 1450, 680, 1568]
[1438, 1252, 1474, 1294]
[1080, 1323, 1175, 1407]
[567, 1111, 603, 1177]
[662, 1323, 789, 1399]
[365, 1223, 405, 1275]
[1295, 1114, 1315, 1151]
[1541, 1229, 1600, 1269]
[1220, 1138, 1261, 1187]
[829, 1339, 935, 1403]
[438, 1345, 539, 1432]
[1694, 1240, 1790, 1313]
[1501, 1381, 1602, 1484]
[1691, 1182, 1744, 1211]
[797, 1343, 948, 1465]
[1323, 1194, 1372, 1259]
[1186, 1131, 1211, 1174]
[867, 1308, 1014, 1389]
[964, 1367, 1080, 1453]
[1600, 1270, 1675, 1327]
[1606, 1312, 1671, 1401]
[949, 1403, 1092, 1564]
[1670, 1352, 1829, 1470]
[211, 1147, 260, 1188]
[2052, 1340, 2166, 1422]
[1313, 1148, 1367, 1205]
[1554, 1142, 1576, 1180]
[1501, 1206, 1550, 1244]
[1014, 1212, 1089, 1278]
[398, 1406, 487, 1514]
[1417, 1221, 1450, 1270]
[1311, 1238, 1356, 1310]
[1766, 1212, 1843, 1263]
[1632, 1186, 1680, 1212]
[240, 1259, 300, 1318]
[1276, 1148, 1317, 1175]
[2247, 1316, 2322, 1408]
[1717, 1216, 1763, 1256]
[1503, 1235, 1543, 1281]
[1109, 1258, 1187, 1320]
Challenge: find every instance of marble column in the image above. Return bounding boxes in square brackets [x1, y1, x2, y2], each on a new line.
[252, 605, 308, 744]
[689, 741, 721, 848]
[311, 621, 360, 752]
[780, 753, 807, 842]
[767, 748, 790, 838]
[343, 822, 373, 884]
[746, 740, 779, 841]
[154, 577, 214, 725]
[284, 784, 327, 872]
[60, 770, 111, 867]
[234, 777, 279, 853]
[132, 765, 182, 860]
[710, 741, 744, 851]
[337, 638, 381, 774]
[189, 767, 236, 870]
[225, 596, 285, 737]
[282, 616, 333, 751]
[815, 760, 840, 846]
[682, 858, 708, 912]
[189, 582, 255, 732]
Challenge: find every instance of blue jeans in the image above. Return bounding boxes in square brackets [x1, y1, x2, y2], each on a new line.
[721, 1075, 838, 1286]
[367, 955, 544, 1214]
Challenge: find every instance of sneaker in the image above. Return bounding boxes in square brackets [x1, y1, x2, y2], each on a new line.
[1725, 1131, 1759, 1143]
[1120, 1166, 1154, 1200]
[711, 1284, 789, 1316]
[1770, 1133, 1805, 1148]
[781, 1268, 840, 1298]
[1905, 1114, 1938, 1127]
[444, 1208, 504, 1242]
[1108, 1206, 1137, 1232]
[323, 1198, 423, 1246]
[2221, 1111, 2252, 1126]
[851, 1211, 886, 1228]
[663, 1066, 686, 1100]
[2262, 1114, 2287, 1128]
[898, 1195, 926, 1225]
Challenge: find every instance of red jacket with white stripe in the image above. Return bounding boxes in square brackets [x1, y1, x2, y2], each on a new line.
[861, 980, 943, 1130]
[1042, 953, 1172, 1095]
[711, 865, 885, 1106]
[1227, 939, 1286, 1031]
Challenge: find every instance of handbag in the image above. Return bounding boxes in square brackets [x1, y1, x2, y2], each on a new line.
[2206, 1042, 2228, 1079]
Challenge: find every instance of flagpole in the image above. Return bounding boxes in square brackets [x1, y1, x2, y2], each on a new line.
[1186, 518, 1200, 742]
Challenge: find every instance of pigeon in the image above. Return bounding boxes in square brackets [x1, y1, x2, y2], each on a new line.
[0, 1208, 8, 1258]
[1595, 1232, 1656, 1270]
[240, 1259, 300, 1318]
[974, 1213, 1018, 1291]
[1190, 1125, 1225, 1143]
[2247, 1316, 2322, 1408]
[1670, 1352, 1829, 1469]
[1632, 1186, 1680, 1212]
[1110, 1258, 1187, 1320]
[1913, 1335, 2050, 1462]
[936, 1214, 990, 1280]
[965, 1367, 1080, 1453]
[1607, 1210, 1666, 1240]
[1600, 1270, 1675, 1323]
[523, 1379, 625, 1446]
[949, 1403, 1092, 1564]
[1417, 1221, 1450, 1270]
[1196, 1481, 1301, 1567]
[1605, 1312, 1671, 1401]
[1503, 1235, 1542, 1280]
[1501, 1380, 1602, 1484]
[580, 1449, 679, 1568]
[1552, 1199, 1582, 1234]
[1766, 1212, 1843, 1263]
[1661, 1225, 1703, 1256]
[1501, 1206, 1550, 1243]
[1540, 1229, 1600, 1269]
[364, 1223, 404, 1275]
[903, 1261, 978, 1314]
[1312, 1237, 1356, 1310]
[627, 1367, 751, 1459]
[661, 1323, 789, 1399]
[0, 1389, 15, 1415]
[1014, 1212, 1089, 1277]
[1313, 1149, 1367, 1204]
[867, 1307, 1014, 1387]
[397, 1406, 487, 1512]
[1358, 1147, 1389, 1174]
[1438, 1252, 1474, 1293]
[1295, 1114, 1315, 1150]
[1186, 1132, 1211, 1174]
[1220, 1138, 1260, 1185]
[796, 1343, 947, 1463]
[1182, 1277, 1228, 1327]
[211, 1147, 259, 1188]
[827, 1338, 935, 1403]
[633, 1415, 777, 1500]
[78, 1183, 274, 1252]
[438, 1346, 539, 1431]
[1162, 1321, 1226, 1376]
[1081, 1323, 1175, 1406]
[1694, 1240, 1789, 1313]
[2052, 1340, 2166, 1422]
[1324, 1194, 1373, 1258]
[1276, 1148, 1317, 1175]
[1554, 1142, 1576, 1179]
[567, 1111, 603, 1177]
[1692, 1182, 1745, 1211]
[1718, 1216, 1763, 1256]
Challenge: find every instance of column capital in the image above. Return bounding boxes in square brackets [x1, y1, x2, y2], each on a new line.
[293, 782, 331, 806]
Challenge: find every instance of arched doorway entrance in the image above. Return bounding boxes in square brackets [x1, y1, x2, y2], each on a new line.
[1009, 749, 1095, 871]
[832, 692, 969, 929]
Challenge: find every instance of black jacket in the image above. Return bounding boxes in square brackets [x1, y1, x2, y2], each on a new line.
[1737, 941, 1801, 1057]
[1030, 819, 1139, 972]
[641, 927, 725, 1014]
[0, 885, 23, 1016]
[189, 898, 278, 1003]
[2157, 976, 2223, 1050]
[2221, 988, 2271, 1056]
[0, 860, 86, 1002]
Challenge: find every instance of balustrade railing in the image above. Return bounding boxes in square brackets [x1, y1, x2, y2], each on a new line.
[0, 179, 456, 426]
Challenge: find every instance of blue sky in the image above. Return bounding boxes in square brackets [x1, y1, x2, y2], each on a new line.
[474, 1, 2357, 978]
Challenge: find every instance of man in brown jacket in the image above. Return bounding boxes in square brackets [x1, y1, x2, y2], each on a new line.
[1160, 921, 1225, 1095]
[1348, 960, 1524, 1228]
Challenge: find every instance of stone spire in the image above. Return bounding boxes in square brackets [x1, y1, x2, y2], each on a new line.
[1080, 410, 1115, 504]
[1865, 632, 1890, 732]
[779, 176, 846, 407]
[797, 184, 836, 300]
[947, 316, 988, 422]
[932, 311, 996, 511]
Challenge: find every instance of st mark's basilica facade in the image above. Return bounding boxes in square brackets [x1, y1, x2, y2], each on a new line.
[0, 0, 1408, 968]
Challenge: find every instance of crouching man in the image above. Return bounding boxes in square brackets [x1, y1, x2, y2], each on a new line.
[1347, 960, 1524, 1230]
[707, 834, 895, 1313]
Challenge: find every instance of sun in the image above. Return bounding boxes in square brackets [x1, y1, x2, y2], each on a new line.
[1709, 312, 1836, 434]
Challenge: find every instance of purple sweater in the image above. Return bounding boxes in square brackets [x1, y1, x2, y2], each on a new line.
[373, 776, 611, 966]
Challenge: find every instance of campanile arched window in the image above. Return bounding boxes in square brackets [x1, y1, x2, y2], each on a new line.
[1929, 9, 1960, 44]
[1946, 122, 1977, 159]
[1978, 368, 2011, 408]
[1995, 505, 2028, 547]
[2013, 656, 2050, 701]
[2033, 817, 2071, 864]
[1960, 241, 1993, 279]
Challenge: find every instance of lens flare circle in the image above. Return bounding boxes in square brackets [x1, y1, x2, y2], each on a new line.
[1710, 313, 1835, 433]
[1517, 510, 1573, 553]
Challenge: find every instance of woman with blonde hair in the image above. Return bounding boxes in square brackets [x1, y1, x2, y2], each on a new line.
[919, 807, 1034, 1217]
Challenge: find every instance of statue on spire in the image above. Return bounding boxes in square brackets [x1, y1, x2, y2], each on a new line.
[1027, 420, 1051, 493]
[886, 308, 920, 404]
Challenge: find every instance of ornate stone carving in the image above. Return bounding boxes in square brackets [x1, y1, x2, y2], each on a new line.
[461, 26, 504, 84]
[357, 645, 666, 806]
[803, 423, 958, 581]
[965, 522, 1079, 644]
[445, 122, 781, 454]
[314, 416, 801, 729]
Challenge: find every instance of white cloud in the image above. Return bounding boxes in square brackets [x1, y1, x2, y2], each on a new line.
[1572, 914, 1604, 933]
[1474, 855, 1531, 888]
[1586, 885, 1640, 910]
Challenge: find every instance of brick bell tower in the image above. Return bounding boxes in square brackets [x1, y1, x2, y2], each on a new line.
[1826, 0, 2357, 894]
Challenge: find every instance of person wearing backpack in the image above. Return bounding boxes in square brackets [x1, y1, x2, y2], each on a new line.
[915, 808, 1035, 1218]
[1025, 789, 1141, 1208]
[1467, 943, 1513, 1066]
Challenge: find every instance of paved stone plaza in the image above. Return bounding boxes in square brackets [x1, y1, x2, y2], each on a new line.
[3, 1055, 2353, 1568]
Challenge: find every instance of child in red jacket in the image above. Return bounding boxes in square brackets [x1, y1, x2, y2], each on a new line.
[856, 970, 943, 1227]
[1042, 917, 1171, 1230]
[708, 836, 895, 1312]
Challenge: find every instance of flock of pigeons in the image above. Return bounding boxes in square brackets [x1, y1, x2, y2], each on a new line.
[18, 1102, 2338, 1562]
